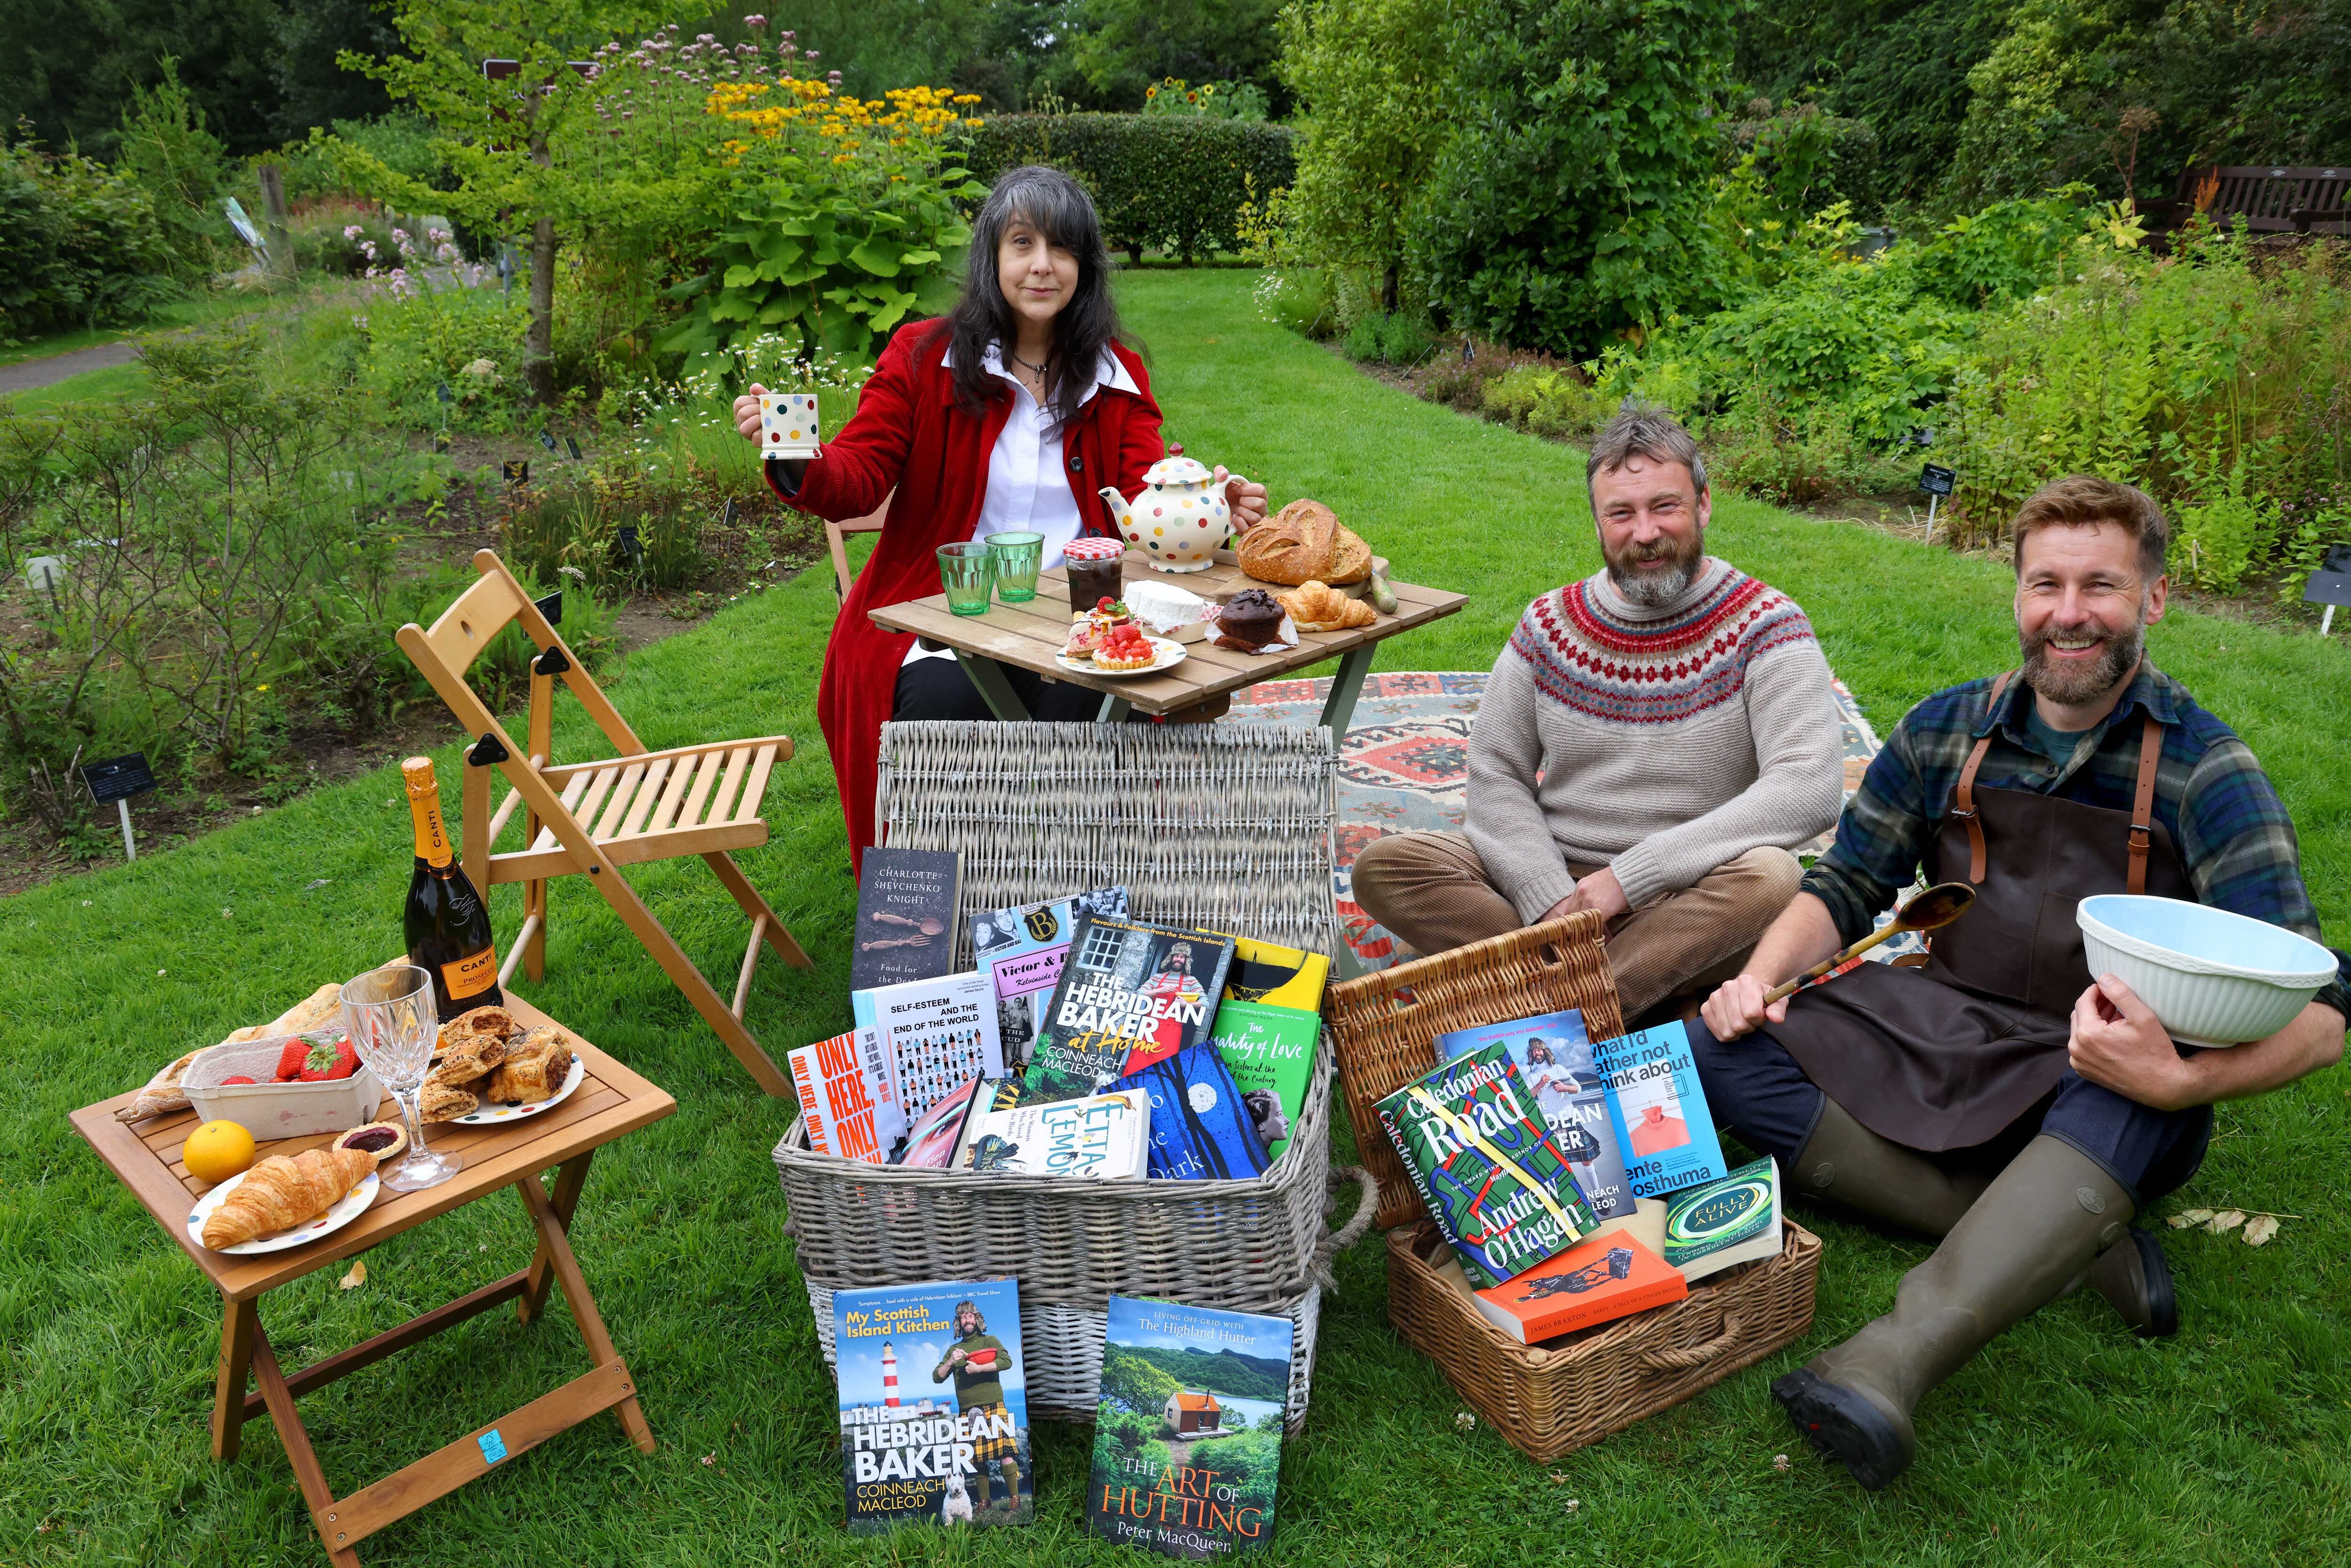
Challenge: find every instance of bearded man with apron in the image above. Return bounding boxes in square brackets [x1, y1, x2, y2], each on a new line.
[1690, 477, 2349, 1490]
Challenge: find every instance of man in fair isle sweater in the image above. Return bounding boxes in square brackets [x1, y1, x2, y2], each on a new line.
[1352, 408, 1844, 1019]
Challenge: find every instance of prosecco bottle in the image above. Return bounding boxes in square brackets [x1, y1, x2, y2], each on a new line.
[402, 756, 503, 1023]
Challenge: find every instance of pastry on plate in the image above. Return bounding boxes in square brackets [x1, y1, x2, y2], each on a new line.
[420, 1081, 478, 1122]
[429, 1031, 508, 1086]
[199, 1147, 375, 1249]
[1278, 579, 1378, 632]
[1092, 622, 1158, 670]
[488, 1033, 576, 1103]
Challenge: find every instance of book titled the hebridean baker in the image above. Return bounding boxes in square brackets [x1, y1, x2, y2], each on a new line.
[1021, 914, 1235, 1104]
[1375, 1040, 1599, 1289]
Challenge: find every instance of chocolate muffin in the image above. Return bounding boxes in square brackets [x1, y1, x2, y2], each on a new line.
[1217, 586, 1286, 652]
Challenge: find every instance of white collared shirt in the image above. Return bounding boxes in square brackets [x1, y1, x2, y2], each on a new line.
[907, 341, 1139, 666]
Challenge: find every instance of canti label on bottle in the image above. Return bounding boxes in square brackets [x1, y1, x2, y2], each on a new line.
[444, 946, 499, 1000]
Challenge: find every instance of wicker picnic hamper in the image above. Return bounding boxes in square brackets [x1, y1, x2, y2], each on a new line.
[1325, 913, 1628, 1232]
[774, 720, 1376, 1431]
[1386, 1218, 1822, 1463]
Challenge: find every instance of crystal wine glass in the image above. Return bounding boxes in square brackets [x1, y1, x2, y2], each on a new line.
[340, 964, 459, 1193]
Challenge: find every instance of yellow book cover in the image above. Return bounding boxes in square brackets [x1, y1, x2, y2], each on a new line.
[1221, 937, 1330, 1012]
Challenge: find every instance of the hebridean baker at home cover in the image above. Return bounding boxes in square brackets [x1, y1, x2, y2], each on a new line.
[834, 1277, 1033, 1534]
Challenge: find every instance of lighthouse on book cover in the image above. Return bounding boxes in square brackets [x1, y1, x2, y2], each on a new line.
[882, 1341, 900, 1405]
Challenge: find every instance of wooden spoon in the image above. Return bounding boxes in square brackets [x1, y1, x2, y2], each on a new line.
[870, 913, 947, 935]
[1764, 881, 1977, 1004]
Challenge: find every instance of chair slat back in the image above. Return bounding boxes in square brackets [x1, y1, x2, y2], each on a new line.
[418, 569, 529, 677]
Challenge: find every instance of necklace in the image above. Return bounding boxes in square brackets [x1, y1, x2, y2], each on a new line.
[1006, 347, 1052, 378]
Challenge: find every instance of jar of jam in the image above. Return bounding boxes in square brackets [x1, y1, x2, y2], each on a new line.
[1063, 536, 1126, 613]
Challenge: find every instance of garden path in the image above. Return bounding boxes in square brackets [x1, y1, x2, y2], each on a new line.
[0, 340, 143, 393]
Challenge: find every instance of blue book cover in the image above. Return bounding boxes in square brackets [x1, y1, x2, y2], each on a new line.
[1116, 1042, 1270, 1182]
[835, 1277, 1033, 1533]
[1591, 1020, 1727, 1199]
[1432, 1009, 1633, 1221]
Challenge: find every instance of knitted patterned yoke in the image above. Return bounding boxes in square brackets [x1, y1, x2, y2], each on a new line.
[1463, 558, 1847, 918]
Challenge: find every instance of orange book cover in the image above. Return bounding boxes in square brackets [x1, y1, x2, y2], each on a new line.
[1470, 1231, 1688, 1345]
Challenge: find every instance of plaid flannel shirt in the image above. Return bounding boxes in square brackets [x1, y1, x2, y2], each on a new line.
[1801, 665, 2351, 1025]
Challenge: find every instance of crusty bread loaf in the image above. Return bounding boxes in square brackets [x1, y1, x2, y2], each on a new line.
[1237, 498, 1372, 586]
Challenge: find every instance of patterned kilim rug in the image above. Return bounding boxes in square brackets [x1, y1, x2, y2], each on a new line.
[1226, 671, 1909, 972]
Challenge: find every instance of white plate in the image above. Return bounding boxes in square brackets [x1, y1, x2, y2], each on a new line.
[1053, 635, 1188, 679]
[189, 1165, 379, 1255]
[448, 1052, 586, 1126]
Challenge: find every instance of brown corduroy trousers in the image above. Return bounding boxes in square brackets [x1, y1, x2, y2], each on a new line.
[1350, 833, 1803, 1021]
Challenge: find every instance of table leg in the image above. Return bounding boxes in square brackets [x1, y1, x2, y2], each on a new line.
[1096, 691, 1132, 722]
[516, 1175, 656, 1454]
[516, 1154, 594, 1326]
[250, 1320, 363, 1568]
[952, 651, 1032, 720]
[212, 1297, 257, 1462]
[1318, 644, 1379, 738]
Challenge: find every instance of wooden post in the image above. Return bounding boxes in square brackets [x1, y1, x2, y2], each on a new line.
[256, 165, 295, 280]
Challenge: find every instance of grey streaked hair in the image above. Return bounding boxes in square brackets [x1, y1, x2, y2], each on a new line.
[1586, 404, 1708, 505]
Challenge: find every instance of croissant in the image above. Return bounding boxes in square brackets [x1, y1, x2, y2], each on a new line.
[1278, 580, 1378, 632]
[1237, 499, 1373, 585]
[199, 1147, 376, 1249]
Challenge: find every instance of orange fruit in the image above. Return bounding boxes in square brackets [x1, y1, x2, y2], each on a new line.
[183, 1119, 257, 1184]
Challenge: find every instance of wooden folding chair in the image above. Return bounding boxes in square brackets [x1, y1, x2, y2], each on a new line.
[826, 497, 890, 607]
[395, 550, 812, 1099]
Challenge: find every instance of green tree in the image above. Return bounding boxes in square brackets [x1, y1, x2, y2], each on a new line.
[1410, 0, 1743, 355]
[1097, 1347, 1183, 1416]
[1278, 0, 1454, 311]
[1068, 0, 1285, 112]
[341, 0, 659, 404]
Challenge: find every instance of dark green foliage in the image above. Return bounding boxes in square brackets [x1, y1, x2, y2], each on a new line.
[1729, 101, 1882, 226]
[1065, 0, 1287, 115]
[1098, 1341, 1290, 1403]
[1408, 0, 1742, 355]
[1342, 309, 1433, 366]
[963, 113, 1299, 261]
[0, 143, 180, 342]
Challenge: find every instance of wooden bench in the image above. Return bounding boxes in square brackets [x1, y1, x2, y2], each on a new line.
[2143, 165, 2349, 236]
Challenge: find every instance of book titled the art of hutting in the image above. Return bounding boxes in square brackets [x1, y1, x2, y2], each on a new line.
[1375, 1041, 1599, 1289]
[1086, 1294, 1292, 1558]
[1023, 914, 1235, 1103]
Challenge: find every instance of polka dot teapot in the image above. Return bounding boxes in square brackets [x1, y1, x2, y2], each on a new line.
[1100, 445, 1230, 573]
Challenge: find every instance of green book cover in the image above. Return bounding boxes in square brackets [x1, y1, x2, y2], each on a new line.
[1208, 999, 1318, 1161]
[1374, 1041, 1598, 1289]
[1662, 1156, 1783, 1282]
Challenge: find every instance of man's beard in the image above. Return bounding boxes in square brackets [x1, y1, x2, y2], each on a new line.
[1604, 529, 1705, 608]
[2021, 612, 2145, 705]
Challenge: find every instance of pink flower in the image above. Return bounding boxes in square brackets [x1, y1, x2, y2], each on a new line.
[343, 224, 362, 239]
[744, 13, 767, 25]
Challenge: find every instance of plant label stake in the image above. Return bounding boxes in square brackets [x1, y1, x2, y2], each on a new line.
[1918, 463, 1956, 543]
[504, 459, 529, 490]
[534, 590, 563, 627]
[81, 752, 156, 863]
[2304, 544, 2351, 638]
[24, 554, 66, 616]
[538, 428, 559, 453]
[616, 523, 643, 571]
[566, 436, 583, 461]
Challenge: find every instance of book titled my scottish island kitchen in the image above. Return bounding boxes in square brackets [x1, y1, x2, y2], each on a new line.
[835, 1277, 1033, 1534]
[1087, 1294, 1292, 1558]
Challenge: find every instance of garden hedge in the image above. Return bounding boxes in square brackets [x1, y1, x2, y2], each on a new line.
[962, 114, 1297, 263]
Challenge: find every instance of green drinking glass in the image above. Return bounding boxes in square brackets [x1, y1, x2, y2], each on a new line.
[987, 531, 1045, 602]
[938, 542, 997, 615]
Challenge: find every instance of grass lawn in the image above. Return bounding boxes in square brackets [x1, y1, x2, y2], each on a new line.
[7, 268, 2347, 1566]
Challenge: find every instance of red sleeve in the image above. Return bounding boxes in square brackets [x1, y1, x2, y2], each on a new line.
[1110, 344, 1166, 494]
[761, 325, 931, 520]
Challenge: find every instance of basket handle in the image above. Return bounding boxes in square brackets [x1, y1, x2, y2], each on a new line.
[1290, 1165, 1380, 1295]
[1637, 1311, 1745, 1371]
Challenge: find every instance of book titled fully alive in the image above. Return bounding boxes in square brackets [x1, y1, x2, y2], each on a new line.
[1023, 914, 1235, 1103]
[1375, 1041, 1598, 1289]
[851, 848, 961, 994]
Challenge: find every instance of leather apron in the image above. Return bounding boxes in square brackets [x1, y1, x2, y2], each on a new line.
[1770, 671, 2194, 1150]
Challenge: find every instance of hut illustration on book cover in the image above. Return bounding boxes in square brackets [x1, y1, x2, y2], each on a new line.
[1024, 914, 1236, 1103]
[1086, 1294, 1292, 1558]
[1375, 1040, 1599, 1288]
[834, 1277, 1033, 1534]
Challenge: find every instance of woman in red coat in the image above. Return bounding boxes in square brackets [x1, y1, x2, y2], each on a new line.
[734, 165, 1267, 870]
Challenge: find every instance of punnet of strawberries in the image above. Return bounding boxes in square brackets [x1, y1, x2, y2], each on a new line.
[272, 1035, 360, 1083]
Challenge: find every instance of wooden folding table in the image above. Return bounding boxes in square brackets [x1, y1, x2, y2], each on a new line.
[71, 997, 673, 1565]
[868, 546, 1467, 736]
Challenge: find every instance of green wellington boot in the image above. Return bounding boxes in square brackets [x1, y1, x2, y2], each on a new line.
[1772, 1135, 2136, 1489]
[1791, 1100, 2177, 1339]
